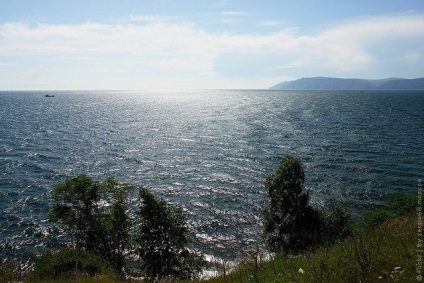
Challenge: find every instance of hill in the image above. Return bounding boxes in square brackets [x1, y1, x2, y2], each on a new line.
[269, 76, 424, 90]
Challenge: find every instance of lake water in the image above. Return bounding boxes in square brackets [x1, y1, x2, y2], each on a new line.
[0, 90, 423, 261]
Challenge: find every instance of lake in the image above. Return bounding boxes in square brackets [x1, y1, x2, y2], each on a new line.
[0, 89, 423, 261]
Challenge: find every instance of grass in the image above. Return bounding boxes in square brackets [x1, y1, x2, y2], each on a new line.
[195, 211, 416, 283]
[22, 278, 122, 283]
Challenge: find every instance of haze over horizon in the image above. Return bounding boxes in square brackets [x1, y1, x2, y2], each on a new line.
[1, 0, 423, 90]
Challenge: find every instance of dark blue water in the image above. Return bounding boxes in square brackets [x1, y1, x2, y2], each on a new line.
[1, 90, 423, 261]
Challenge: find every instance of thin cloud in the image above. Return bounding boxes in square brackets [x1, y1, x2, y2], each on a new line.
[0, 62, 16, 66]
[258, 20, 281, 27]
[219, 11, 247, 16]
[0, 13, 423, 89]
[402, 52, 421, 64]
[127, 15, 171, 23]
[300, 14, 424, 75]
[218, 10, 248, 23]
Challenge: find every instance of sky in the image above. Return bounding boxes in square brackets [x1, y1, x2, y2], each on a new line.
[0, 0, 423, 90]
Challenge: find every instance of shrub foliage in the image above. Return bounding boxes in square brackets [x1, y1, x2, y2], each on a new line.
[263, 155, 351, 254]
[28, 248, 119, 280]
[0, 258, 20, 283]
[357, 192, 416, 229]
[136, 187, 205, 280]
[263, 155, 322, 254]
[48, 175, 133, 273]
[48, 175, 204, 279]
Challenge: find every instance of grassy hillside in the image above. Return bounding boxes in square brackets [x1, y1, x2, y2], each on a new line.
[201, 211, 416, 283]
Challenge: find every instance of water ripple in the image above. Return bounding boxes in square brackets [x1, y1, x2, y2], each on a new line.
[0, 90, 423, 260]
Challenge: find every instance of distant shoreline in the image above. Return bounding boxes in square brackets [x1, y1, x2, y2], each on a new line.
[270, 76, 424, 91]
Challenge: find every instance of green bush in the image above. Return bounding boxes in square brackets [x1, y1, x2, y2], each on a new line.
[322, 201, 352, 243]
[263, 155, 352, 255]
[357, 193, 416, 229]
[48, 175, 132, 273]
[27, 248, 119, 281]
[263, 155, 323, 254]
[136, 187, 205, 280]
[386, 192, 416, 215]
[48, 175, 205, 279]
[0, 258, 20, 283]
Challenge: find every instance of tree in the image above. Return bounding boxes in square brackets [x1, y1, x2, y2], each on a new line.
[48, 175, 132, 273]
[136, 188, 204, 280]
[263, 155, 322, 254]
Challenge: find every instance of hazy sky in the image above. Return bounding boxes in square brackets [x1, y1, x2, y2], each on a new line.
[1, 0, 423, 90]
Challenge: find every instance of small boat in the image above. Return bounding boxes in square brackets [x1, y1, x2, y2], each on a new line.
[45, 94, 55, 97]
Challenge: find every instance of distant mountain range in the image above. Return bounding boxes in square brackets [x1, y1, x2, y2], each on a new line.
[269, 77, 424, 90]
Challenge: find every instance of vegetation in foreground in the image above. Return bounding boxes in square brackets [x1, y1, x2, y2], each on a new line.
[201, 202, 416, 283]
[0, 155, 418, 282]
[1, 198, 416, 283]
[263, 155, 351, 254]
[26, 175, 204, 282]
